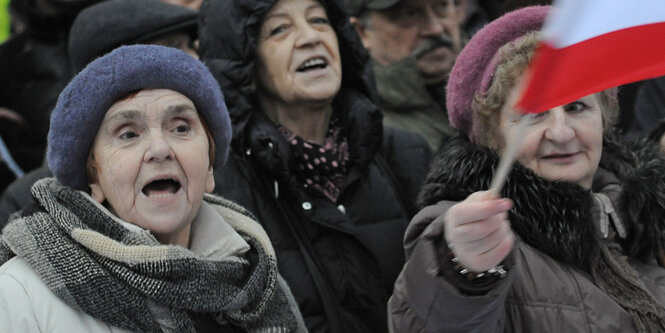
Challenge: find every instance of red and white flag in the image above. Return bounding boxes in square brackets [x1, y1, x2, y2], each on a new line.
[516, 0, 665, 113]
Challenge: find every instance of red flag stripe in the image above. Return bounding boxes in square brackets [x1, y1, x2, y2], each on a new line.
[517, 21, 665, 113]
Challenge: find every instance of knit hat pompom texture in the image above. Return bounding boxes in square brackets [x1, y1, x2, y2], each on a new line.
[48, 45, 231, 191]
[446, 6, 549, 140]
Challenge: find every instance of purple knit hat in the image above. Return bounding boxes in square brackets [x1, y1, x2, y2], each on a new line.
[48, 45, 232, 191]
[446, 6, 549, 141]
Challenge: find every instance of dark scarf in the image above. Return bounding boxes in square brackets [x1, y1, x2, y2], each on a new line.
[0, 178, 299, 333]
[279, 116, 350, 203]
[419, 135, 665, 331]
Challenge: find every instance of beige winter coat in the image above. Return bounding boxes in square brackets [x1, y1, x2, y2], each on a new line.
[0, 197, 251, 333]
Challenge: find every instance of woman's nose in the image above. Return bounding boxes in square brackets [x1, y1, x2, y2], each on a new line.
[544, 109, 575, 142]
[143, 132, 174, 163]
[295, 24, 321, 48]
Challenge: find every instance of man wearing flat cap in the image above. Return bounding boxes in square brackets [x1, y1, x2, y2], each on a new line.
[347, 0, 464, 151]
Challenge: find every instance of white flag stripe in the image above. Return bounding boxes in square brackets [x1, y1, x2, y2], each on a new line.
[543, 0, 665, 48]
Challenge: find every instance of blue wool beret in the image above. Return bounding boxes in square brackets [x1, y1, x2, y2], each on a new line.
[48, 45, 232, 191]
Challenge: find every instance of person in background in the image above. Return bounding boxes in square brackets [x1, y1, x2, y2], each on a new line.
[500, 0, 550, 13]
[617, 76, 665, 143]
[0, 0, 102, 194]
[0, 45, 305, 333]
[345, 0, 464, 151]
[0, 107, 25, 189]
[68, 0, 198, 72]
[198, 0, 431, 331]
[0, 0, 199, 228]
[388, 6, 665, 332]
[458, 0, 490, 36]
[0, 0, 202, 195]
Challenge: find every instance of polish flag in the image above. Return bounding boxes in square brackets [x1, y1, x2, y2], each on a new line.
[516, 0, 665, 113]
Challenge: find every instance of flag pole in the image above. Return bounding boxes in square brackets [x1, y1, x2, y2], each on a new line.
[489, 113, 533, 193]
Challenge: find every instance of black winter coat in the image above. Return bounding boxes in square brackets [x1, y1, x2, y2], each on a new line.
[198, 0, 431, 332]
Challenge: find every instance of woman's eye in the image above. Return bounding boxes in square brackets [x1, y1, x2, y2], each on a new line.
[174, 124, 190, 134]
[534, 111, 548, 118]
[564, 101, 589, 112]
[525, 110, 548, 124]
[269, 25, 287, 36]
[119, 131, 138, 140]
[311, 16, 329, 25]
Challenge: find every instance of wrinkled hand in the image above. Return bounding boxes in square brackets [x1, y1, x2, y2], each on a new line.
[444, 190, 515, 273]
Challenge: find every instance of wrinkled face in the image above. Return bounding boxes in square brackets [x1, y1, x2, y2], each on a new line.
[89, 89, 214, 245]
[497, 87, 604, 189]
[356, 0, 463, 84]
[256, 0, 342, 105]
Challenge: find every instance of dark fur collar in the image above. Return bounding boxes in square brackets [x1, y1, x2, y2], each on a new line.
[419, 134, 665, 268]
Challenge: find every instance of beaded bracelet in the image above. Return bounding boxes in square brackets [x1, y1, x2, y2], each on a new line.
[447, 243, 507, 280]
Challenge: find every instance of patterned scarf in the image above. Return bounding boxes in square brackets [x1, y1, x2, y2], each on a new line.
[0, 178, 301, 333]
[279, 116, 350, 203]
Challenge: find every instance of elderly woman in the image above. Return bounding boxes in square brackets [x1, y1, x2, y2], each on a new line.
[198, 0, 431, 332]
[0, 45, 305, 332]
[388, 6, 665, 332]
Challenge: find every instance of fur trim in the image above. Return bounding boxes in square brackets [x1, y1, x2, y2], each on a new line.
[420, 134, 665, 268]
[601, 135, 665, 261]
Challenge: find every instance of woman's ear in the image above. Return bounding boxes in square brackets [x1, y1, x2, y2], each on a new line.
[205, 167, 215, 193]
[89, 183, 106, 203]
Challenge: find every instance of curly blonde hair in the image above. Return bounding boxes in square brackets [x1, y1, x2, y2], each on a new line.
[472, 31, 618, 148]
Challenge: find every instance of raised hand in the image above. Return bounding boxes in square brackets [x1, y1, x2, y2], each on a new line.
[444, 190, 514, 273]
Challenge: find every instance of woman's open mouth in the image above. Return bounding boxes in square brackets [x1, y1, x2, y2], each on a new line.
[142, 178, 182, 198]
[296, 57, 328, 72]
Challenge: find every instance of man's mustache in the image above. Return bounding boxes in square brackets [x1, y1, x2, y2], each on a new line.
[412, 34, 455, 59]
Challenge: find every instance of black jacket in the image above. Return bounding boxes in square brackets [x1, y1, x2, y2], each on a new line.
[199, 0, 431, 332]
[0, 165, 53, 229]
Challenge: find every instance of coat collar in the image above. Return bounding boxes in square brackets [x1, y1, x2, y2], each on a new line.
[420, 135, 665, 268]
[240, 87, 383, 180]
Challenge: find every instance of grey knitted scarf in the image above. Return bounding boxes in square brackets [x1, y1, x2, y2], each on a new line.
[0, 178, 299, 333]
